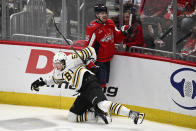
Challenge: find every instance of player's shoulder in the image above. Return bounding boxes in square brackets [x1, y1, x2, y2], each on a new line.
[84, 46, 95, 53]
[106, 19, 116, 28]
[86, 21, 100, 36]
[106, 19, 115, 25]
[87, 20, 99, 30]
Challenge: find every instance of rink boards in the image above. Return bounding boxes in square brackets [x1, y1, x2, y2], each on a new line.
[0, 40, 196, 129]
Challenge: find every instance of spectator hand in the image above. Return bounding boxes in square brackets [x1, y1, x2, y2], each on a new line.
[180, 52, 188, 59]
[123, 44, 127, 49]
[31, 77, 46, 91]
[154, 39, 165, 48]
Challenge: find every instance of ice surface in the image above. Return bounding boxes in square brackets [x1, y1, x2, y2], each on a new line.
[0, 104, 195, 131]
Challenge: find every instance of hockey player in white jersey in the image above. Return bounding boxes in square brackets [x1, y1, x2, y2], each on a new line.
[30, 46, 145, 124]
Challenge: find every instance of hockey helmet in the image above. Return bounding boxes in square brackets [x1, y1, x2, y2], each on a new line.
[53, 51, 67, 70]
[94, 4, 107, 13]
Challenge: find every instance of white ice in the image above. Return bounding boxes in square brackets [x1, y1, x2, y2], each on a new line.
[0, 104, 195, 131]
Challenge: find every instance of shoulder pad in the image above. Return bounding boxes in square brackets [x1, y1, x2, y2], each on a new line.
[106, 19, 115, 25]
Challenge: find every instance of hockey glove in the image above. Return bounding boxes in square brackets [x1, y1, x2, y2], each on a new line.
[31, 77, 46, 91]
[86, 60, 99, 74]
[87, 60, 97, 69]
[122, 26, 133, 36]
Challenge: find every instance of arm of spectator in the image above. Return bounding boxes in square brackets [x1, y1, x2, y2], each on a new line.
[124, 24, 145, 48]
[150, 11, 162, 17]
[109, 20, 126, 44]
[180, 38, 196, 57]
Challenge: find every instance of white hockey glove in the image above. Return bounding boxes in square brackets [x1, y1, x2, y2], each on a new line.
[121, 25, 134, 36]
[31, 77, 46, 91]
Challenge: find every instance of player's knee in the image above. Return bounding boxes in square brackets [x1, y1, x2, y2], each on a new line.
[67, 111, 77, 122]
[97, 100, 112, 112]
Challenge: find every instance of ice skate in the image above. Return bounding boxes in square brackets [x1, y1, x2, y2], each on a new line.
[94, 106, 112, 124]
[129, 111, 145, 124]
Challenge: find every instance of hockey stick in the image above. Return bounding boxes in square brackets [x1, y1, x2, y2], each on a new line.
[124, 7, 134, 51]
[157, 25, 192, 45]
[52, 16, 86, 64]
[176, 31, 192, 45]
[159, 26, 173, 40]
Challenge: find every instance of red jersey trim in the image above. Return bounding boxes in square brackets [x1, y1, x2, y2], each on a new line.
[0, 40, 83, 50]
[116, 50, 196, 67]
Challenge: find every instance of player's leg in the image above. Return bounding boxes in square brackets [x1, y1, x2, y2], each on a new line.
[67, 95, 96, 123]
[97, 100, 145, 124]
[67, 82, 110, 124]
[80, 74, 145, 124]
[95, 61, 110, 88]
[81, 77, 112, 124]
[73, 73, 145, 125]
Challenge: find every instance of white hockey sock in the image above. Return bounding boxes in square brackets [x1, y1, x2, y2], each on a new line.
[97, 100, 130, 116]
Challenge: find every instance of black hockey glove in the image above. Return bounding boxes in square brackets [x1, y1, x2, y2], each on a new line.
[31, 77, 46, 91]
[122, 26, 133, 36]
[90, 65, 99, 75]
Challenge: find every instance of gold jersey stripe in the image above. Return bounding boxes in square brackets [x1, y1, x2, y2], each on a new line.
[84, 47, 93, 59]
[52, 76, 64, 84]
[87, 47, 93, 57]
[80, 114, 83, 122]
[83, 48, 89, 59]
[108, 102, 113, 113]
[79, 51, 84, 60]
[72, 65, 83, 86]
[75, 68, 84, 88]
[82, 50, 88, 60]
[80, 50, 86, 60]
[52, 76, 58, 84]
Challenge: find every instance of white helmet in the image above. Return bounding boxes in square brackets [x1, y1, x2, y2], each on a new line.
[53, 52, 67, 70]
[53, 52, 67, 63]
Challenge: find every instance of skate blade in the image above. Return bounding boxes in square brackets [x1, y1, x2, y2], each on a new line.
[137, 113, 145, 124]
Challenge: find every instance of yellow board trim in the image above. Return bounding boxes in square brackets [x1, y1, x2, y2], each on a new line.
[124, 104, 196, 129]
[0, 91, 195, 129]
[0, 91, 75, 109]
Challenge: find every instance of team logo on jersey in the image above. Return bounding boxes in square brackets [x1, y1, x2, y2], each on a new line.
[100, 34, 114, 42]
[170, 68, 196, 110]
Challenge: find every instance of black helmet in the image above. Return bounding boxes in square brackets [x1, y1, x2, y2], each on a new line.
[94, 4, 107, 13]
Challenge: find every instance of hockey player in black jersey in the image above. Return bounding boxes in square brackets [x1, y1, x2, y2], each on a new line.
[31, 46, 145, 124]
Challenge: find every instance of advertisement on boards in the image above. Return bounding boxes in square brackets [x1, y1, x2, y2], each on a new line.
[107, 55, 196, 116]
[0, 43, 196, 117]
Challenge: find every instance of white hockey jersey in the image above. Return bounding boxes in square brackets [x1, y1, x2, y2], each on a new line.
[44, 46, 97, 91]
